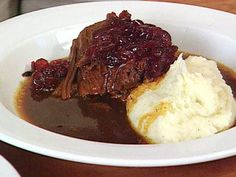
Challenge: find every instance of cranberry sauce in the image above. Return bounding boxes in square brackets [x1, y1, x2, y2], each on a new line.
[22, 58, 69, 100]
[86, 10, 178, 80]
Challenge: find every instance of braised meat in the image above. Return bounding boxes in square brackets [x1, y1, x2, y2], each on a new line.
[24, 10, 178, 101]
[61, 10, 178, 100]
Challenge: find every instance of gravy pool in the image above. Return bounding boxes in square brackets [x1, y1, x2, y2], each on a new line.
[15, 60, 236, 144]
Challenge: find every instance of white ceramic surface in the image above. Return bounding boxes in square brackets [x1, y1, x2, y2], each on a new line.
[0, 156, 20, 177]
[0, 1, 236, 167]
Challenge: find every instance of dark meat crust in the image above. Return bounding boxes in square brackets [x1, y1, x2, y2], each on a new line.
[61, 10, 178, 100]
[61, 21, 107, 99]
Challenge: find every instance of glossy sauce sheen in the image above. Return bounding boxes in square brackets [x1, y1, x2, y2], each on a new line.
[16, 82, 146, 144]
[15, 62, 236, 144]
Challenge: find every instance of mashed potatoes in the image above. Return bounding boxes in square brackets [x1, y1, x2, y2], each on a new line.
[127, 55, 236, 143]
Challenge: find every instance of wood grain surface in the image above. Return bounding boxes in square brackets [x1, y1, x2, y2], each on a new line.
[151, 0, 236, 14]
[1, 1, 236, 177]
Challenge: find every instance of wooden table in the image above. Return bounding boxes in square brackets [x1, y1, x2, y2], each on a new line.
[1, 1, 236, 177]
[153, 0, 236, 14]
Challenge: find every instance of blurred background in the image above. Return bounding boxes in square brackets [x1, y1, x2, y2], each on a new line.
[0, 0, 124, 21]
[0, 0, 235, 22]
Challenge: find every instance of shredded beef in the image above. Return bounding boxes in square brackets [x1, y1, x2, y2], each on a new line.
[25, 10, 178, 101]
[61, 10, 178, 100]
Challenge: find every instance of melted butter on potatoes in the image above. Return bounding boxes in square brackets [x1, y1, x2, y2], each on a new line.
[127, 55, 236, 144]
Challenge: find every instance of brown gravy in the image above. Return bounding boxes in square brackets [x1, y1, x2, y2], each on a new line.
[15, 61, 236, 144]
[16, 81, 146, 144]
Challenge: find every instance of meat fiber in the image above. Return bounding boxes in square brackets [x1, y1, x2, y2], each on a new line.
[61, 10, 178, 100]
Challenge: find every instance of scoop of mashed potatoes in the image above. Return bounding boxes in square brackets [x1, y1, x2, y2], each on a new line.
[127, 55, 236, 144]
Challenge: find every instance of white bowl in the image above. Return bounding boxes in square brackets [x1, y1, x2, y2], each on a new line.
[0, 156, 20, 177]
[0, 1, 236, 167]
